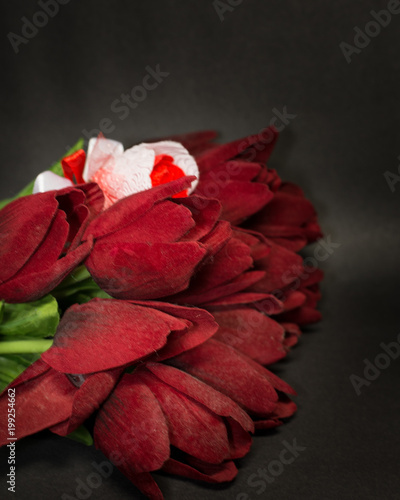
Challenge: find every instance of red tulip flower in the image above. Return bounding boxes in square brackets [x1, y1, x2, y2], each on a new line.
[94, 363, 255, 499]
[0, 127, 323, 500]
[0, 296, 296, 499]
[159, 127, 322, 251]
[151, 128, 324, 327]
[83, 175, 268, 305]
[0, 183, 103, 303]
[0, 298, 218, 440]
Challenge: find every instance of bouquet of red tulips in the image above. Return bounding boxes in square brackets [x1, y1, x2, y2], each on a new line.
[0, 127, 322, 499]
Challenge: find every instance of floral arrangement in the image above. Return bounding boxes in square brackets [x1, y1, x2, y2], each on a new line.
[0, 127, 322, 499]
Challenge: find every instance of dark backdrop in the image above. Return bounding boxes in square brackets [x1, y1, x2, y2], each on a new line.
[1, 1, 399, 499]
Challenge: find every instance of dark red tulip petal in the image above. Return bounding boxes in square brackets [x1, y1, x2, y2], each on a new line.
[145, 363, 253, 433]
[126, 473, 164, 500]
[216, 181, 273, 225]
[86, 240, 206, 300]
[301, 284, 322, 308]
[282, 322, 302, 348]
[0, 192, 58, 284]
[198, 220, 232, 255]
[94, 373, 170, 474]
[0, 237, 93, 303]
[138, 303, 218, 361]
[84, 176, 196, 240]
[204, 291, 272, 307]
[9, 209, 69, 278]
[171, 236, 256, 306]
[254, 189, 317, 228]
[251, 224, 308, 252]
[137, 369, 231, 464]
[282, 290, 307, 311]
[251, 241, 304, 292]
[248, 358, 296, 396]
[299, 267, 324, 288]
[50, 368, 123, 436]
[247, 181, 323, 249]
[256, 167, 282, 192]
[195, 161, 262, 200]
[0, 360, 76, 446]
[191, 237, 253, 292]
[232, 228, 271, 261]
[95, 201, 196, 247]
[278, 306, 322, 325]
[254, 394, 297, 430]
[254, 419, 283, 430]
[208, 161, 262, 182]
[42, 299, 188, 374]
[175, 196, 221, 242]
[212, 307, 288, 365]
[269, 234, 308, 252]
[170, 339, 280, 415]
[66, 204, 90, 251]
[163, 457, 238, 483]
[78, 182, 105, 219]
[55, 188, 87, 247]
[196, 127, 277, 172]
[174, 269, 265, 306]
[273, 394, 298, 418]
[254, 294, 285, 315]
[227, 417, 253, 459]
[55, 184, 104, 250]
[195, 165, 263, 217]
[0, 184, 104, 303]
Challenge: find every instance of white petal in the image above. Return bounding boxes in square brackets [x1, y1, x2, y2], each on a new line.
[141, 141, 199, 192]
[83, 137, 124, 182]
[33, 171, 74, 194]
[90, 145, 155, 207]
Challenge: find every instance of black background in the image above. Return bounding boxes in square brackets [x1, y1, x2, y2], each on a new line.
[1, 1, 400, 499]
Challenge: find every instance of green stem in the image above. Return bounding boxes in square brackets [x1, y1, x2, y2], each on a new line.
[0, 339, 53, 354]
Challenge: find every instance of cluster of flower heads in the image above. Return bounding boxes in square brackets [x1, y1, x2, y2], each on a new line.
[0, 127, 322, 499]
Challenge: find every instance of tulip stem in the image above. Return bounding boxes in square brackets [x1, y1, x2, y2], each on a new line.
[0, 339, 53, 354]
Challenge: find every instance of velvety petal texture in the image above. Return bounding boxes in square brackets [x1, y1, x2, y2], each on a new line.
[0, 127, 324, 500]
[94, 363, 254, 498]
[175, 127, 322, 250]
[0, 185, 103, 302]
[84, 177, 211, 299]
[169, 339, 296, 422]
[42, 299, 218, 373]
[0, 359, 121, 446]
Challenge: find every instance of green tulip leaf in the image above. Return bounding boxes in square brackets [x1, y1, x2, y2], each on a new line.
[0, 295, 60, 338]
[0, 353, 40, 391]
[66, 425, 94, 446]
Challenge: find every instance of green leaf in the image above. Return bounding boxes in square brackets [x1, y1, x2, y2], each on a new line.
[53, 265, 112, 305]
[0, 295, 60, 338]
[66, 425, 94, 446]
[0, 353, 40, 391]
[55, 265, 92, 290]
[0, 301, 4, 324]
[74, 290, 112, 304]
[0, 139, 85, 210]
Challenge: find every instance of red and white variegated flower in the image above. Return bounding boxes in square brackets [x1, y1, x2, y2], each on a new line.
[33, 137, 199, 209]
